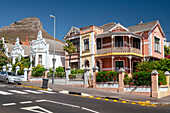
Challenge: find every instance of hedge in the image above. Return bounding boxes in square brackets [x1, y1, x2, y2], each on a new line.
[96, 71, 119, 82]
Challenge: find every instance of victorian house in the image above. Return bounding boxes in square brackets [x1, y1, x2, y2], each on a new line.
[64, 21, 165, 74]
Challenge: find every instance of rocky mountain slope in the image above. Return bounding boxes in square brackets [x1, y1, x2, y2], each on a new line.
[0, 17, 63, 44]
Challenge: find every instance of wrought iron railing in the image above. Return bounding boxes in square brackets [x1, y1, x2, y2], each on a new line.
[97, 47, 141, 54]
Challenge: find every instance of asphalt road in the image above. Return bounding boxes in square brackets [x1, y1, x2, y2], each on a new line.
[0, 82, 170, 113]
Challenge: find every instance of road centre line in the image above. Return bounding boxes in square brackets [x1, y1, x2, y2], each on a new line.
[20, 101, 33, 104]
[2, 103, 16, 106]
[82, 107, 99, 113]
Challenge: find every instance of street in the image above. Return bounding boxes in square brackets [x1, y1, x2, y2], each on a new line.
[0, 82, 169, 113]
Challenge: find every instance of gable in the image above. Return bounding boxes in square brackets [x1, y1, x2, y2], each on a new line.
[109, 23, 129, 32]
[64, 26, 80, 39]
[151, 23, 165, 38]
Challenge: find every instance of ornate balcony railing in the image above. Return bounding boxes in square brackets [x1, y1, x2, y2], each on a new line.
[97, 47, 141, 55]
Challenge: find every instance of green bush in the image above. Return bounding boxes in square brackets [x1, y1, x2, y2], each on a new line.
[127, 71, 167, 86]
[32, 64, 45, 77]
[69, 74, 76, 79]
[96, 71, 119, 82]
[17, 69, 24, 75]
[77, 69, 84, 74]
[56, 66, 64, 72]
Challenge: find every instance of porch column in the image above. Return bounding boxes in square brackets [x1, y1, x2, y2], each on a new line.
[111, 35, 114, 52]
[101, 38, 103, 49]
[128, 56, 132, 73]
[112, 56, 114, 71]
[128, 35, 131, 52]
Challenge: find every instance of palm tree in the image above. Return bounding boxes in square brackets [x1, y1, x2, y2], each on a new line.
[63, 40, 76, 67]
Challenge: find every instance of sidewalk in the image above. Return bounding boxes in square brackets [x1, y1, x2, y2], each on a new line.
[21, 81, 170, 105]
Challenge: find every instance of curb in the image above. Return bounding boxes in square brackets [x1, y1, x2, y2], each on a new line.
[59, 90, 91, 97]
[19, 84, 170, 106]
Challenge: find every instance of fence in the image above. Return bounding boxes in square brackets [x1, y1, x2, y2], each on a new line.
[92, 68, 170, 98]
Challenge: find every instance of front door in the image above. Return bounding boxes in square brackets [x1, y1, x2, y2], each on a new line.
[133, 62, 138, 72]
[115, 61, 124, 72]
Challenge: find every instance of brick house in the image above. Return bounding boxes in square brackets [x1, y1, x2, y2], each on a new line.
[64, 21, 165, 74]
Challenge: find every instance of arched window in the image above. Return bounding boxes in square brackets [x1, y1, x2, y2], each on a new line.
[85, 60, 89, 68]
[97, 61, 100, 72]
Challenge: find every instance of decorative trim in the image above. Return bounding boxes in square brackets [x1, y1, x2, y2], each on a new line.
[109, 23, 129, 32]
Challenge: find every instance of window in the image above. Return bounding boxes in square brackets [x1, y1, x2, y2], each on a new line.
[133, 38, 140, 49]
[115, 36, 123, 47]
[154, 36, 160, 53]
[39, 55, 42, 65]
[115, 61, 124, 72]
[84, 39, 89, 51]
[71, 39, 80, 52]
[85, 60, 89, 67]
[97, 38, 101, 49]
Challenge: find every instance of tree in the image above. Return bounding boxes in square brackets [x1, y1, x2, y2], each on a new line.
[164, 45, 170, 57]
[0, 40, 11, 70]
[12, 57, 31, 75]
[63, 40, 76, 67]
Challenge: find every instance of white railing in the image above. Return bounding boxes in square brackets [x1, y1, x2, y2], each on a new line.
[97, 47, 141, 55]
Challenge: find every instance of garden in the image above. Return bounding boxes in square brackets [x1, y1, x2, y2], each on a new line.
[96, 58, 170, 86]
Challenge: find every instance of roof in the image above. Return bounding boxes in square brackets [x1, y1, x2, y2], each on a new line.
[6, 43, 30, 56]
[20, 41, 30, 46]
[100, 22, 117, 32]
[96, 32, 142, 38]
[45, 39, 65, 53]
[127, 21, 158, 33]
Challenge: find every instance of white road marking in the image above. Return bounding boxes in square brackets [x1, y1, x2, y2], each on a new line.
[0, 90, 13, 95]
[20, 101, 32, 104]
[59, 90, 69, 94]
[36, 99, 80, 108]
[2, 103, 16, 106]
[20, 106, 53, 113]
[9, 90, 29, 94]
[37, 90, 56, 94]
[35, 99, 47, 102]
[82, 107, 99, 113]
[0, 85, 7, 87]
[23, 90, 42, 94]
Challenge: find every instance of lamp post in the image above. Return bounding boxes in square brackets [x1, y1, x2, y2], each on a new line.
[50, 14, 56, 88]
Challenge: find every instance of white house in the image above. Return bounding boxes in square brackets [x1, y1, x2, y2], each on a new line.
[30, 30, 65, 68]
[2, 30, 65, 69]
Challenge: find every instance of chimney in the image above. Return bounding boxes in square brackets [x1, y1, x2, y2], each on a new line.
[25, 37, 28, 42]
[138, 21, 143, 25]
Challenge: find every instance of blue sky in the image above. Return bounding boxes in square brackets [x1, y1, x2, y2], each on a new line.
[0, 0, 170, 41]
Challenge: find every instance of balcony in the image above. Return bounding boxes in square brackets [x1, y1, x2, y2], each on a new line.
[96, 47, 141, 55]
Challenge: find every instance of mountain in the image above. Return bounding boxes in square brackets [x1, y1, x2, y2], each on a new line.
[0, 17, 64, 44]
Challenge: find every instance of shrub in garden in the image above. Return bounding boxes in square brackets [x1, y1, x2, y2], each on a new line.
[132, 72, 151, 86]
[96, 71, 119, 82]
[55, 66, 64, 72]
[69, 74, 76, 79]
[32, 64, 45, 77]
[55, 66, 65, 78]
[130, 71, 166, 86]
[77, 69, 84, 74]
